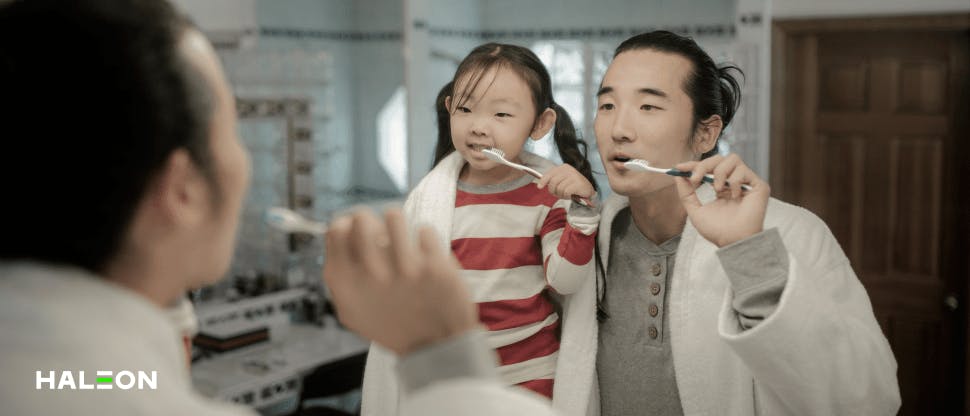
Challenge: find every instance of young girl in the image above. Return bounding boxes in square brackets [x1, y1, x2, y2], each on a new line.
[361, 43, 600, 415]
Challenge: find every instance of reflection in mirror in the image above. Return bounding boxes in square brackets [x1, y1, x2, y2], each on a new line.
[171, 0, 771, 328]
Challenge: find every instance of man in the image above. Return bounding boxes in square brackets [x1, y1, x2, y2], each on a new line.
[0, 1, 552, 414]
[325, 31, 900, 416]
[0, 0, 252, 413]
[581, 31, 899, 415]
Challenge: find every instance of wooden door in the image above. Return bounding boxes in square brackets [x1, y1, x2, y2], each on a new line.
[773, 16, 970, 415]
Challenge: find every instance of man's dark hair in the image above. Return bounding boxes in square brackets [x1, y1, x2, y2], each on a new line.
[615, 30, 744, 160]
[0, 0, 217, 274]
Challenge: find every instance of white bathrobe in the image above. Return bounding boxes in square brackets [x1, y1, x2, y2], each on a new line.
[0, 263, 554, 416]
[585, 186, 900, 415]
[361, 151, 600, 416]
[0, 262, 252, 416]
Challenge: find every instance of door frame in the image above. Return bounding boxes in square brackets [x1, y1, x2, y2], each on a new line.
[771, 13, 970, 413]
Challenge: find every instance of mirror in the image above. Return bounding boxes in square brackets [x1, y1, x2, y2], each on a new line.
[180, 0, 770, 302]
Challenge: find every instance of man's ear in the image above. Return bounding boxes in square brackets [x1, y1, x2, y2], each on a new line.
[692, 114, 723, 155]
[530, 107, 557, 141]
[145, 148, 209, 228]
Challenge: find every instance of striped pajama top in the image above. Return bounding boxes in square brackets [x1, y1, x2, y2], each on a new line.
[451, 173, 598, 399]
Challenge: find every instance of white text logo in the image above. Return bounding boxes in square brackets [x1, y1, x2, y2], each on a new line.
[35, 371, 158, 390]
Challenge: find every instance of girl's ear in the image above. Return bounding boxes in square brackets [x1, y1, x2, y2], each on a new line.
[444, 96, 453, 113]
[530, 107, 557, 141]
[692, 114, 722, 155]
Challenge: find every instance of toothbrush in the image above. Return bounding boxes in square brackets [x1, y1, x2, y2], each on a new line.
[623, 159, 753, 192]
[264, 207, 328, 235]
[482, 147, 595, 208]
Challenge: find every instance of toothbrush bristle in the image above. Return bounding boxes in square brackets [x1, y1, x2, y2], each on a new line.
[483, 147, 506, 161]
[624, 159, 650, 171]
[266, 207, 299, 227]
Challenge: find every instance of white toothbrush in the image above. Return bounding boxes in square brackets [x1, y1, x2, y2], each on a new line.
[264, 207, 327, 235]
[482, 147, 595, 208]
[623, 159, 752, 192]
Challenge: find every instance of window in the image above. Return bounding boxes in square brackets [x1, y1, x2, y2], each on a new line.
[533, 41, 614, 195]
[378, 86, 408, 192]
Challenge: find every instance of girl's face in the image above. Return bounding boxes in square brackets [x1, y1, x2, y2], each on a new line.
[448, 65, 551, 184]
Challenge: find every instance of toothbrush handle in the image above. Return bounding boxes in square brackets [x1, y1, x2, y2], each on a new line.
[665, 169, 753, 192]
[293, 222, 328, 235]
[571, 195, 595, 209]
[522, 166, 544, 179]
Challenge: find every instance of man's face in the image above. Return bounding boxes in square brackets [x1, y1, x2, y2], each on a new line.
[179, 29, 251, 287]
[594, 49, 701, 198]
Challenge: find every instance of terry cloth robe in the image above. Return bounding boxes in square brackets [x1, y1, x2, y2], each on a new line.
[361, 151, 601, 416]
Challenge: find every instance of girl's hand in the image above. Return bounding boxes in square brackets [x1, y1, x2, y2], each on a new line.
[537, 164, 595, 203]
[673, 154, 770, 247]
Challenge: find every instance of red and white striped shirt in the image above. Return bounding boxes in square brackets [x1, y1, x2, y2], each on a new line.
[451, 174, 598, 399]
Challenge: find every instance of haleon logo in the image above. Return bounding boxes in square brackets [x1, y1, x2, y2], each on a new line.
[35, 370, 158, 390]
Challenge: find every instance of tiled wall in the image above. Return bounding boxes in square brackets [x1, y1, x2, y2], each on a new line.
[218, 1, 411, 293]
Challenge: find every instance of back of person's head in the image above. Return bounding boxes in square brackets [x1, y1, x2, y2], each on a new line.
[0, 0, 216, 274]
[614, 31, 743, 159]
[431, 43, 596, 190]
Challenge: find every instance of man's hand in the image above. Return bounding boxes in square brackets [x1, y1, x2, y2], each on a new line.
[673, 154, 770, 247]
[322, 208, 478, 356]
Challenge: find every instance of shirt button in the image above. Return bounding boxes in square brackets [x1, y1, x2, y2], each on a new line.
[649, 304, 659, 317]
[650, 282, 661, 296]
[651, 263, 662, 276]
[648, 326, 658, 339]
